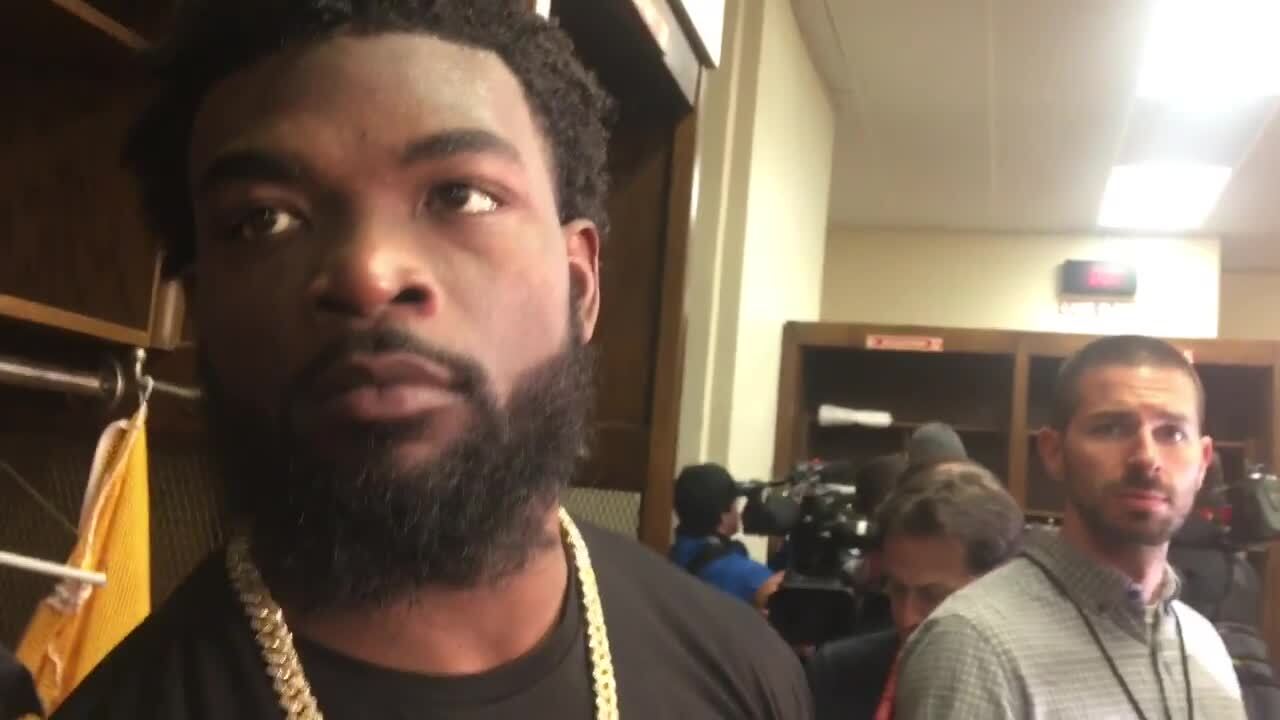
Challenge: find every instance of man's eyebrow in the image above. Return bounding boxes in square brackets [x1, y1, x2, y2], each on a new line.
[1083, 408, 1192, 425]
[195, 129, 521, 194]
[1156, 410, 1192, 425]
[400, 128, 523, 166]
[1083, 409, 1135, 422]
[197, 150, 306, 195]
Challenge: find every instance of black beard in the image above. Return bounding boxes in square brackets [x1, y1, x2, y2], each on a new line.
[199, 324, 594, 612]
[1063, 455, 1182, 548]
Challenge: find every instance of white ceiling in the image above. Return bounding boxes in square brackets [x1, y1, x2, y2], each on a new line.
[792, 0, 1280, 270]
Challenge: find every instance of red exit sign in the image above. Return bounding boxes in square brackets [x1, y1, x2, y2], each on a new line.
[1061, 260, 1137, 298]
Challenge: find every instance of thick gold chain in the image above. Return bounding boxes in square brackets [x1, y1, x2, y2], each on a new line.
[226, 508, 618, 719]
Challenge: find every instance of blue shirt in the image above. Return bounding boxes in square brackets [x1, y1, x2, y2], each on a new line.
[669, 534, 776, 605]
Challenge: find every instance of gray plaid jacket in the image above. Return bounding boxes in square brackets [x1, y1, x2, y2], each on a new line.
[896, 529, 1246, 720]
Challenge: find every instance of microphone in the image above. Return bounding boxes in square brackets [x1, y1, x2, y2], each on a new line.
[906, 422, 967, 468]
[817, 404, 893, 428]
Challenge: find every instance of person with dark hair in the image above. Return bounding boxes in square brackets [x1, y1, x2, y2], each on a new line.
[903, 423, 967, 472]
[1, 645, 41, 720]
[1168, 453, 1236, 618]
[49, 2, 812, 718]
[898, 335, 1245, 719]
[1168, 455, 1280, 720]
[825, 453, 910, 635]
[852, 454, 910, 516]
[670, 464, 782, 608]
[808, 460, 1023, 720]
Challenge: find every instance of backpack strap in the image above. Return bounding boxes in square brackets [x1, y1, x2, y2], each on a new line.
[685, 537, 737, 576]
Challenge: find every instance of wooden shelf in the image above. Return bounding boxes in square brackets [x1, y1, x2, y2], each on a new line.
[4, 0, 166, 339]
[46, 0, 151, 51]
[7, 1, 149, 72]
[0, 295, 148, 347]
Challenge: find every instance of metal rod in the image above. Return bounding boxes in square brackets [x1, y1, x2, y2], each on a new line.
[153, 379, 203, 401]
[0, 354, 107, 398]
[0, 353, 200, 402]
[0, 550, 107, 586]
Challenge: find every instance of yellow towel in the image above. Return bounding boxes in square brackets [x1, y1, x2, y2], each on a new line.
[16, 405, 151, 712]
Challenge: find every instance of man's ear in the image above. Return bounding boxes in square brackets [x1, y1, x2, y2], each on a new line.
[1196, 435, 1214, 494]
[563, 218, 601, 342]
[1037, 426, 1066, 482]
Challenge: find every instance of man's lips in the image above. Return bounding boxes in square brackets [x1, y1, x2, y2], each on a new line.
[1114, 488, 1170, 510]
[307, 353, 461, 423]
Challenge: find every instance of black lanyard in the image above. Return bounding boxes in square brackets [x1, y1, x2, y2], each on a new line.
[1023, 553, 1193, 720]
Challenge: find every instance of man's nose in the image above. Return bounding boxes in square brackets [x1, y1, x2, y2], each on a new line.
[308, 227, 438, 322]
[1128, 428, 1163, 475]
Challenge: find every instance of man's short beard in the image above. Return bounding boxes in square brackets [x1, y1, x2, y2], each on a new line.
[200, 321, 594, 612]
[1063, 455, 1183, 549]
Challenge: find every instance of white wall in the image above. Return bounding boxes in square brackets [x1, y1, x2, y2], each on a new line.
[1221, 271, 1280, 339]
[676, 0, 752, 472]
[675, 0, 834, 556]
[678, 0, 834, 475]
[724, 0, 835, 482]
[822, 229, 1221, 338]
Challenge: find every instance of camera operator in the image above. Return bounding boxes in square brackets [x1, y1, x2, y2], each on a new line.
[905, 422, 968, 471]
[1168, 455, 1280, 719]
[1168, 453, 1240, 619]
[838, 453, 909, 635]
[843, 425, 966, 634]
[807, 460, 1024, 720]
[670, 463, 784, 609]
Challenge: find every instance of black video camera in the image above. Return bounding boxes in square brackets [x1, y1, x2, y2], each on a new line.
[1226, 464, 1280, 548]
[1175, 462, 1280, 552]
[740, 459, 879, 646]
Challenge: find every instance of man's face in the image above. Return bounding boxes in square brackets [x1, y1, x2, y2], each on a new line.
[1039, 365, 1212, 549]
[882, 534, 974, 641]
[185, 33, 601, 606]
[719, 501, 743, 536]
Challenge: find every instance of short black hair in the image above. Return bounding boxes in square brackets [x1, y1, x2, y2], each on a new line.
[876, 460, 1024, 575]
[673, 463, 739, 536]
[853, 453, 908, 515]
[124, 0, 613, 276]
[1051, 335, 1204, 431]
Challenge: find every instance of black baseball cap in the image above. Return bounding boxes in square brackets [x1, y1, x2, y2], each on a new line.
[674, 463, 742, 533]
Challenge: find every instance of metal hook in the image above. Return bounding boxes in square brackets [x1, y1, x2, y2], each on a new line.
[133, 348, 154, 407]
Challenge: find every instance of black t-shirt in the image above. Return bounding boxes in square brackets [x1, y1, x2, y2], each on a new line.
[51, 520, 812, 719]
[2, 643, 42, 719]
[806, 628, 897, 720]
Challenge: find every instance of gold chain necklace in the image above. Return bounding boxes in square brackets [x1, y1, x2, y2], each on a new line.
[226, 508, 619, 719]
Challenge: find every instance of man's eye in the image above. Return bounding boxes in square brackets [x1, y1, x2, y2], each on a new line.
[1155, 426, 1189, 444]
[427, 184, 501, 215]
[232, 207, 303, 240]
[1090, 422, 1127, 439]
[922, 587, 952, 607]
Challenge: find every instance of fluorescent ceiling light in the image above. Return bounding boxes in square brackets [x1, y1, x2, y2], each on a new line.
[1097, 164, 1232, 231]
[1138, 0, 1280, 105]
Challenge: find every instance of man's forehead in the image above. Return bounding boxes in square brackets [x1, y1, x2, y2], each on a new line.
[884, 534, 967, 568]
[1077, 364, 1198, 408]
[190, 33, 535, 170]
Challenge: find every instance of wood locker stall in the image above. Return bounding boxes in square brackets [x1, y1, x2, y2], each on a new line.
[0, 0, 720, 646]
